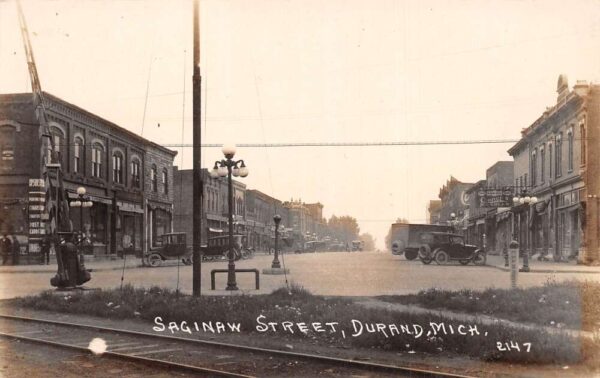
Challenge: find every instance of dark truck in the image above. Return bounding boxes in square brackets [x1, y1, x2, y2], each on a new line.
[390, 223, 452, 260]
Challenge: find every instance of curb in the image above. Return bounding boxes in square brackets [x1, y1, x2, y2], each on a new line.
[484, 264, 600, 274]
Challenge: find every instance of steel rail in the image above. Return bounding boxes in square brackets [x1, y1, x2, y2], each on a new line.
[0, 313, 475, 378]
[0, 329, 253, 378]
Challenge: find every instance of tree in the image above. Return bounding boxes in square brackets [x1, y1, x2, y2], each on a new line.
[359, 233, 376, 251]
[385, 218, 409, 251]
[327, 215, 360, 244]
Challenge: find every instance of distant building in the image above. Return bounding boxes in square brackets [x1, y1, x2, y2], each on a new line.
[427, 200, 442, 224]
[0, 92, 177, 263]
[245, 189, 288, 251]
[436, 176, 474, 230]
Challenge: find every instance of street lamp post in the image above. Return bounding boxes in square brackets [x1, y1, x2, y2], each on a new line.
[210, 144, 248, 291]
[512, 189, 537, 272]
[271, 214, 281, 269]
[69, 187, 93, 241]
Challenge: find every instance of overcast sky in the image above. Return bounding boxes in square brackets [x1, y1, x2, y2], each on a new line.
[2, 0, 600, 248]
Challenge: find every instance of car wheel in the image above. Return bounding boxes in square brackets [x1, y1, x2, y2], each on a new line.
[405, 249, 418, 260]
[148, 253, 162, 267]
[421, 257, 433, 265]
[182, 258, 192, 265]
[434, 249, 449, 265]
[459, 259, 470, 265]
[473, 251, 486, 266]
[418, 245, 431, 260]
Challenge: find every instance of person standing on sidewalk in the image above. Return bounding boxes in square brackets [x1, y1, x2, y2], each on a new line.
[40, 234, 51, 265]
[1, 234, 12, 265]
[11, 235, 20, 265]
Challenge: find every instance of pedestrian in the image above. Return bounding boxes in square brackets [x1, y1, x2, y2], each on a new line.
[1, 234, 12, 265]
[11, 235, 20, 265]
[41, 234, 51, 265]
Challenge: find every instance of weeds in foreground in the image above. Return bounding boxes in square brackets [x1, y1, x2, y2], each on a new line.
[13, 283, 599, 365]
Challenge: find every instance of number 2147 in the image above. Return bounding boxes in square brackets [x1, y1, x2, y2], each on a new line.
[496, 341, 531, 352]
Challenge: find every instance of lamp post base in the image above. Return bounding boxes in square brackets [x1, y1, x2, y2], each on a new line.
[262, 267, 290, 275]
[519, 266, 530, 273]
[225, 284, 239, 291]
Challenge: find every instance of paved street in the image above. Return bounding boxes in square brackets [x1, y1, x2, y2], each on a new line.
[1, 251, 599, 300]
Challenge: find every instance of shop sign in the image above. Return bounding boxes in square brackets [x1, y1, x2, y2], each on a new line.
[478, 187, 513, 208]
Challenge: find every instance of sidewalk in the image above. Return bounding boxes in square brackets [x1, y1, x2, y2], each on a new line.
[485, 254, 600, 274]
[0, 257, 143, 274]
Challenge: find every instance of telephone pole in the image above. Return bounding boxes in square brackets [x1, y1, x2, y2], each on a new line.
[192, 0, 202, 296]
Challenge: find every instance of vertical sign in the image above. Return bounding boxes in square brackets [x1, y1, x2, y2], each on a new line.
[28, 178, 46, 254]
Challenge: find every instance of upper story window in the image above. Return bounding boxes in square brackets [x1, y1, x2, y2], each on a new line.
[0, 124, 16, 169]
[531, 149, 537, 186]
[540, 146, 545, 184]
[112, 151, 124, 184]
[556, 133, 563, 177]
[567, 128, 574, 172]
[73, 137, 84, 174]
[131, 158, 141, 188]
[162, 168, 168, 195]
[151, 165, 157, 192]
[548, 142, 553, 179]
[91, 143, 104, 178]
[49, 127, 65, 166]
[580, 122, 586, 166]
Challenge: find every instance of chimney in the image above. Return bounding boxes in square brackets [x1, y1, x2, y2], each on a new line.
[573, 80, 589, 97]
[557, 74, 569, 104]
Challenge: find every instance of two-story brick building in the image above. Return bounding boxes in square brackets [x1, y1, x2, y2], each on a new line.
[508, 76, 600, 264]
[0, 92, 177, 263]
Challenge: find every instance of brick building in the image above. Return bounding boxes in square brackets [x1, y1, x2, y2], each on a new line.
[0, 92, 177, 263]
[508, 75, 600, 264]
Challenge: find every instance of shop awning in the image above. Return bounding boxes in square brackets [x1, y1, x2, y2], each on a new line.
[67, 191, 112, 205]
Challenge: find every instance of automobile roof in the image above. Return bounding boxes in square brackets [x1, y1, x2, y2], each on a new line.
[426, 232, 463, 237]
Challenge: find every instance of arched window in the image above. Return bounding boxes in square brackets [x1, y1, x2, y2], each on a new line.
[581, 122, 586, 166]
[548, 142, 553, 179]
[50, 126, 65, 166]
[162, 168, 169, 195]
[0, 124, 16, 169]
[151, 165, 157, 192]
[531, 148, 537, 186]
[540, 146, 545, 184]
[556, 133, 562, 177]
[73, 136, 84, 174]
[567, 128, 574, 172]
[112, 151, 124, 184]
[91, 143, 104, 178]
[131, 158, 141, 188]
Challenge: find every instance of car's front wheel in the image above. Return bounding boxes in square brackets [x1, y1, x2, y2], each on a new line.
[405, 249, 418, 260]
[473, 250, 486, 266]
[148, 253, 162, 267]
[434, 249, 449, 265]
[459, 259, 470, 265]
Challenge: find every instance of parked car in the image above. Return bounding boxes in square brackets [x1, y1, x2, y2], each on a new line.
[417, 232, 485, 266]
[390, 222, 453, 260]
[201, 234, 250, 261]
[146, 232, 192, 267]
[351, 240, 363, 252]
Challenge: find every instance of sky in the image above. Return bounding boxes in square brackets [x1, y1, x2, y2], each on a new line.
[2, 0, 600, 249]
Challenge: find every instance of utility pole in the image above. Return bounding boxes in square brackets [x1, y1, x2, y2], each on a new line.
[192, 0, 202, 296]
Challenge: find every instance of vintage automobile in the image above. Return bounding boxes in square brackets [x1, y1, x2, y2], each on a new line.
[417, 232, 486, 266]
[201, 234, 250, 261]
[351, 240, 363, 252]
[390, 222, 453, 260]
[146, 232, 192, 267]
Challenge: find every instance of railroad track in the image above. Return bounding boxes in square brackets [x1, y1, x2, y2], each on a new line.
[0, 313, 474, 377]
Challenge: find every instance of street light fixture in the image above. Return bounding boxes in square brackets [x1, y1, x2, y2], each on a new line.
[512, 189, 537, 272]
[209, 144, 248, 290]
[69, 186, 93, 240]
[271, 214, 282, 269]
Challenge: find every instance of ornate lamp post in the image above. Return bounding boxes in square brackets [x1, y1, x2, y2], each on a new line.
[210, 144, 248, 291]
[512, 189, 537, 272]
[69, 186, 93, 240]
[271, 214, 282, 269]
